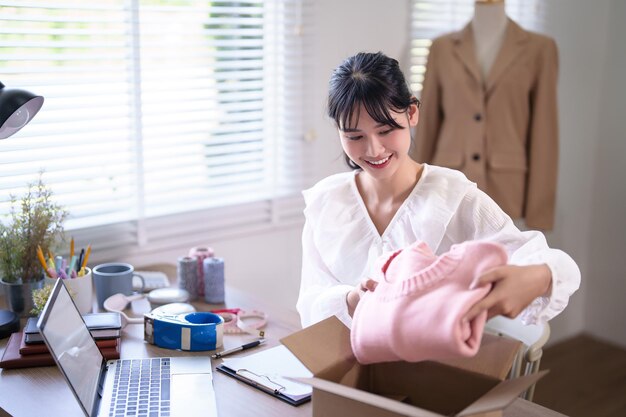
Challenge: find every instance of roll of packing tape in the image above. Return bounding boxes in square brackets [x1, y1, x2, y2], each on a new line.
[147, 288, 190, 310]
[150, 303, 196, 316]
[189, 246, 214, 297]
[144, 311, 224, 351]
[177, 256, 198, 301]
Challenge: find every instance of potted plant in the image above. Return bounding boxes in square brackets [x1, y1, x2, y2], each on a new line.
[0, 174, 67, 316]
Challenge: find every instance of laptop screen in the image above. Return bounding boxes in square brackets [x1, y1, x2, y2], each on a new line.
[38, 280, 104, 416]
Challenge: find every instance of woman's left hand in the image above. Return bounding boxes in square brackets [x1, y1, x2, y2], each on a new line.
[465, 264, 552, 321]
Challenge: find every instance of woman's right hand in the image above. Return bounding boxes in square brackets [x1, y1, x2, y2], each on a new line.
[347, 278, 378, 317]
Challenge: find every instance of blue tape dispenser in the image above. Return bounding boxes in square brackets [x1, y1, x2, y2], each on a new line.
[144, 311, 224, 351]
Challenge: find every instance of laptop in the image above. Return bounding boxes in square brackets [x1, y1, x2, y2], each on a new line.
[37, 279, 218, 417]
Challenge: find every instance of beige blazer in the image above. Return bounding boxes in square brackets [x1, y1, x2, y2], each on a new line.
[412, 19, 559, 230]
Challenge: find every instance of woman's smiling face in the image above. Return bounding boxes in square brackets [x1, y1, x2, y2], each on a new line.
[338, 103, 418, 180]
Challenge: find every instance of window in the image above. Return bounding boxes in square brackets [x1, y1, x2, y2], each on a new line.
[0, 0, 308, 259]
[409, 0, 543, 93]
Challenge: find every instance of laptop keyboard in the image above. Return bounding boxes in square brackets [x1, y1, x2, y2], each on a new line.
[109, 358, 171, 417]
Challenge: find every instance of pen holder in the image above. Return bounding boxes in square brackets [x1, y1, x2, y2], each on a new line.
[47, 268, 93, 314]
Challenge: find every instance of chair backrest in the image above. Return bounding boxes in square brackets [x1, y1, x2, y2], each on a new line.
[484, 315, 550, 401]
[486, 316, 550, 361]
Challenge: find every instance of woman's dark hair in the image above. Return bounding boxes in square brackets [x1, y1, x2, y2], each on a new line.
[327, 52, 419, 169]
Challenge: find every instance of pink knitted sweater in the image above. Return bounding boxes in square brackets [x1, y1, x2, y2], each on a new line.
[351, 240, 508, 364]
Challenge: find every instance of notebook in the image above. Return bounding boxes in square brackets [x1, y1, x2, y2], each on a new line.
[216, 344, 312, 406]
[0, 331, 119, 370]
[20, 331, 119, 356]
[37, 279, 219, 417]
[25, 314, 122, 344]
[25, 328, 121, 344]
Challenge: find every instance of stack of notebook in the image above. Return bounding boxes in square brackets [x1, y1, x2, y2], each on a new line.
[0, 312, 122, 369]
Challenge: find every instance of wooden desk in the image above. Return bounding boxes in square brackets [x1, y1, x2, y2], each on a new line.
[0, 267, 566, 417]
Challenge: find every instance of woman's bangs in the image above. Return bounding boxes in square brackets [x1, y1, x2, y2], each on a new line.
[363, 96, 404, 129]
[337, 100, 359, 131]
[335, 93, 403, 130]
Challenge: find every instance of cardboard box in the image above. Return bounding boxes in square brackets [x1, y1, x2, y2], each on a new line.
[281, 316, 547, 417]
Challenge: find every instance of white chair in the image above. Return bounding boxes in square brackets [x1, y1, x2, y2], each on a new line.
[484, 316, 550, 402]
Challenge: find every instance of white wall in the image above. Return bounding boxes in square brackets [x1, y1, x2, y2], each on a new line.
[539, 0, 626, 347]
[538, 0, 613, 344]
[585, 0, 626, 347]
[122, 0, 625, 346]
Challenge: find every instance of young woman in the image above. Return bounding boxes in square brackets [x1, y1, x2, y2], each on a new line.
[297, 52, 580, 329]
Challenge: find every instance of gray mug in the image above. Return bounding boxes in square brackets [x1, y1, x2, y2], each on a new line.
[93, 263, 145, 309]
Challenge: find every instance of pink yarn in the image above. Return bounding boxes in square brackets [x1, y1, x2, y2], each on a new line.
[189, 246, 214, 297]
[351, 240, 508, 364]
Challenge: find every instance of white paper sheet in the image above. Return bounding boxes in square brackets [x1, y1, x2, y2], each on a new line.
[221, 345, 313, 400]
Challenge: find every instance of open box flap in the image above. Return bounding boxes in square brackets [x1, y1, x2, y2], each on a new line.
[280, 316, 356, 379]
[457, 370, 549, 416]
[437, 333, 522, 380]
[289, 376, 443, 417]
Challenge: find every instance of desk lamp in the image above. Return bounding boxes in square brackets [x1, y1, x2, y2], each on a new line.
[0, 82, 44, 337]
[0, 81, 44, 139]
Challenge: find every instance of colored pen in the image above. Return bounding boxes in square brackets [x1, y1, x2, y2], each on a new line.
[81, 244, 91, 269]
[67, 255, 77, 277]
[77, 248, 85, 272]
[47, 256, 55, 271]
[70, 236, 74, 258]
[55, 255, 63, 275]
[212, 339, 266, 359]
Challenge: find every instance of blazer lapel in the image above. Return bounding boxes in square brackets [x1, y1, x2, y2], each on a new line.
[485, 19, 530, 95]
[452, 23, 482, 86]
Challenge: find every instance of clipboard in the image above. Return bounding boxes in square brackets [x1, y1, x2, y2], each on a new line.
[215, 344, 312, 406]
[216, 364, 311, 406]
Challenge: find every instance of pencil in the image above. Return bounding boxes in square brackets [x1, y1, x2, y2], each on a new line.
[70, 236, 75, 258]
[81, 244, 92, 269]
[37, 246, 52, 278]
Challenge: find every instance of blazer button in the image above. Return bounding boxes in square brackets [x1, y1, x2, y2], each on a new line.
[474, 113, 482, 121]
[472, 153, 481, 161]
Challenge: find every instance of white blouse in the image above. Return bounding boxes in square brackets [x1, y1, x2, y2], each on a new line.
[297, 164, 580, 329]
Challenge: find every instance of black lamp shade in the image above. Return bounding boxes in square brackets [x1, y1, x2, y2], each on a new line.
[0, 309, 19, 339]
[0, 81, 44, 139]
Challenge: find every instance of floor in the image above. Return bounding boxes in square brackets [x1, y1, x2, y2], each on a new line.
[533, 334, 626, 417]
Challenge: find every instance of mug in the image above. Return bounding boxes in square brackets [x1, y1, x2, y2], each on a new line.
[93, 263, 145, 309]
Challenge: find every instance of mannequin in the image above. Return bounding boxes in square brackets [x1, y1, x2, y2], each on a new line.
[472, 0, 508, 81]
[412, 0, 560, 230]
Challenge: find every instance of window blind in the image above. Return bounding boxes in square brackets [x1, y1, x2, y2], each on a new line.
[409, 0, 543, 93]
[0, 0, 308, 260]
